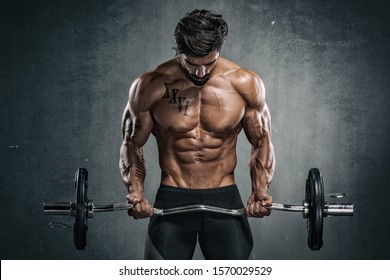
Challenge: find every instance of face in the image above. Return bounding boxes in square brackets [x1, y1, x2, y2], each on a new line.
[179, 50, 220, 86]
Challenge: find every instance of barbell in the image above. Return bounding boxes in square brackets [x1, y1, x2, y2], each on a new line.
[43, 168, 353, 251]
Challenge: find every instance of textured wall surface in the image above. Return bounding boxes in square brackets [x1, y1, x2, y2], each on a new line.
[1, 0, 389, 259]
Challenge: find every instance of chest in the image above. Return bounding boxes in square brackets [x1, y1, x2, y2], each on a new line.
[151, 84, 246, 133]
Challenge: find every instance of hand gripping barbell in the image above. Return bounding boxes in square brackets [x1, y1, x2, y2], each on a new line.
[43, 168, 353, 251]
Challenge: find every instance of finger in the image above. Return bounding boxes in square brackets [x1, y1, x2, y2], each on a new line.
[263, 208, 271, 216]
[259, 201, 271, 216]
[254, 201, 273, 217]
[135, 203, 142, 213]
[247, 203, 253, 217]
[254, 201, 265, 218]
[140, 203, 150, 216]
[246, 203, 256, 217]
[148, 206, 154, 216]
[265, 195, 273, 206]
[128, 208, 139, 219]
[244, 205, 250, 217]
[142, 204, 154, 217]
[127, 203, 141, 219]
[128, 203, 153, 219]
[245, 204, 251, 217]
[127, 193, 141, 204]
[126, 194, 135, 203]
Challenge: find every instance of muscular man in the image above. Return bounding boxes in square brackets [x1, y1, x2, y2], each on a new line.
[119, 9, 275, 260]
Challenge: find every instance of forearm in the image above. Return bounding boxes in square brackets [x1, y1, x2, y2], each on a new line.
[119, 140, 146, 193]
[249, 135, 275, 193]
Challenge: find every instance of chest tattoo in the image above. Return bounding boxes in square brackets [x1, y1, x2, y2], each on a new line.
[163, 82, 190, 116]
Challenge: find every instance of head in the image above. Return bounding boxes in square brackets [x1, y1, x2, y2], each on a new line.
[174, 9, 228, 86]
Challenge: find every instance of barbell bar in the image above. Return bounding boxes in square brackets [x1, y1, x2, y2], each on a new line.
[43, 168, 353, 251]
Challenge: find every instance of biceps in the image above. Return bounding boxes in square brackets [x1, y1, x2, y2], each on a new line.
[121, 103, 130, 139]
[243, 105, 272, 147]
[122, 104, 153, 147]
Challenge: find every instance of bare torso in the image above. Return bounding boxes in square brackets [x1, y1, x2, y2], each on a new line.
[121, 54, 274, 218]
[145, 57, 249, 188]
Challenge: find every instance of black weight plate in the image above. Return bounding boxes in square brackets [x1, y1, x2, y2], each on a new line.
[306, 168, 324, 250]
[74, 168, 88, 250]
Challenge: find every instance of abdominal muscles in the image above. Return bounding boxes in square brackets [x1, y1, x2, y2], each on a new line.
[155, 127, 239, 188]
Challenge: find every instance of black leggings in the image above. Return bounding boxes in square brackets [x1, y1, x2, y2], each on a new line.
[146, 184, 253, 260]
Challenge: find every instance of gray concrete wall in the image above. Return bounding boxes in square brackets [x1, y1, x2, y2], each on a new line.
[1, 0, 389, 259]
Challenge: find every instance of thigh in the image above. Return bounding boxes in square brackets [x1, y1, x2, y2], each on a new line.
[146, 215, 199, 260]
[199, 214, 253, 260]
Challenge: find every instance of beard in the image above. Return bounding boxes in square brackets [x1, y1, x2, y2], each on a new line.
[190, 74, 210, 86]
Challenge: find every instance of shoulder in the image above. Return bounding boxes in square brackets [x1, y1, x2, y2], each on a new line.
[232, 68, 265, 109]
[128, 58, 179, 111]
[132, 58, 179, 91]
[217, 58, 265, 108]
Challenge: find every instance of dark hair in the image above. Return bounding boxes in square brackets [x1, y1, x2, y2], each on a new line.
[174, 9, 228, 57]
